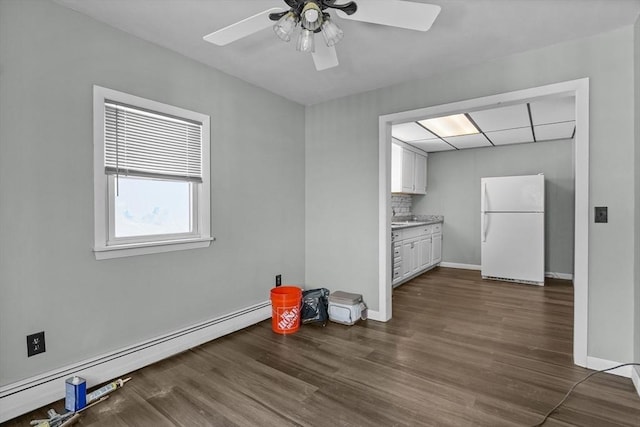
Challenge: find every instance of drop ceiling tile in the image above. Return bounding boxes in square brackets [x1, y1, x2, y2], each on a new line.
[534, 121, 575, 141]
[418, 114, 478, 137]
[468, 104, 530, 132]
[392, 122, 437, 142]
[530, 96, 575, 125]
[444, 133, 492, 149]
[485, 127, 534, 145]
[410, 140, 455, 153]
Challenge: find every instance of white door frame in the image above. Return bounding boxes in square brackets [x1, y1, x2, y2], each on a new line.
[376, 78, 589, 367]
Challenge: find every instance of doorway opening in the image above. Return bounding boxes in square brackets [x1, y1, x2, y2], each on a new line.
[376, 78, 589, 367]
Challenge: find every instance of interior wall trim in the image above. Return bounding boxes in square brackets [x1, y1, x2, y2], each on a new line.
[379, 78, 589, 368]
[439, 263, 573, 281]
[439, 262, 480, 270]
[632, 366, 640, 398]
[545, 272, 574, 280]
[586, 356, 633, 378]
[366, 310, 383, 321]
[0, 301, 271, 423]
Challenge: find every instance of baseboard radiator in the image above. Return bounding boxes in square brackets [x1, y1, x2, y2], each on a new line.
[0, 301, 271, 423]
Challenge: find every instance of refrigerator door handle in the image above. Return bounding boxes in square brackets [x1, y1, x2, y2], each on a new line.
[482, 182, 487, 213]
[481, 182, 488, 242]
[482, 212, 488, 242]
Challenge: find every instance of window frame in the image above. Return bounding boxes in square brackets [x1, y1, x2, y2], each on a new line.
[93, 85, 212, 260]
[106, 175, 199, 245]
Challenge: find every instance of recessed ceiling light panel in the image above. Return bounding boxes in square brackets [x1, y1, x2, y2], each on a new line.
[419, 114, 479, 138]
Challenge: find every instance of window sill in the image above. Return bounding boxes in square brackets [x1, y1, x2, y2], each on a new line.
[94, 237, 214, 260]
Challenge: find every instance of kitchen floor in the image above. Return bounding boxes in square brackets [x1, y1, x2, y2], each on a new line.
[7, 268, 640, 426]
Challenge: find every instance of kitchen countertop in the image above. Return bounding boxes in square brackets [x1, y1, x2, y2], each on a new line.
[391, 215, 444, 230]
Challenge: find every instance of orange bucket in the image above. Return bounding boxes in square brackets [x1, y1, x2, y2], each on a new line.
[270, 286, 302, 334]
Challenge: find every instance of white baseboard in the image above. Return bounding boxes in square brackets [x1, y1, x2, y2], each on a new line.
[0, 301, 271, 423]
[438, 263, 573, 281]
[632, 366, 640, 399]
[586, 356, 633, 378]
[439, 262, 480, 270]
[545, 272, 574, 280]
[367, 310, 384, 322]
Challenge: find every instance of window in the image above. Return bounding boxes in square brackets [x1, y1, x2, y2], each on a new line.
[93, 86, 211, 259]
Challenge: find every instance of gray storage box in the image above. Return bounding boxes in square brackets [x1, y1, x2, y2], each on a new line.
[328, 291, 367, 325]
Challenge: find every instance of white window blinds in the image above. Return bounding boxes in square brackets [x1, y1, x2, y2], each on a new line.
[104, 100, 203, 183]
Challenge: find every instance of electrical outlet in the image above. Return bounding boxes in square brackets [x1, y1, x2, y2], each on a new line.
[276, 274, 282, 287]
[27, 331, 46, 357]
[595, 206, 608, 223]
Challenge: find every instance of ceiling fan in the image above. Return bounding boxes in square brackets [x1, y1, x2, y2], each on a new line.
[203, 0, 441, 71]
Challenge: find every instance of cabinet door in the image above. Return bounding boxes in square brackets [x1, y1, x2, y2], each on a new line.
[401, 149, 415, 193]
[419, 236, 432, 269]
[392, 243, 402, 285]
[392, 266, 402, 285]
[432, 233, 442, 264]
[401, 241, 413, 279]
[412, 239, 422, 274]
[391, 143, 403, 193]
[414, 153, 427, 194]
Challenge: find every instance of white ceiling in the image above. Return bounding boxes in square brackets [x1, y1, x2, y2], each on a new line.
[392, 95, 575, 152]
[52, 0, 640, 106]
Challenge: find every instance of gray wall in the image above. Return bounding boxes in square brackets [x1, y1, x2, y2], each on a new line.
[306, 27, 637, 363]
[0, 0, 305, 386]
[412, 140, 574, 275]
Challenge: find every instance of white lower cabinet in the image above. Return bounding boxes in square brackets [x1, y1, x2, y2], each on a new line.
[419, 235, 432, 269]
[431, 223, 442, 265]
[392, 231, 403, 286]
[392, 223, 442, 287]
[401, 239, 417, 279]
[432, 233, 442, 265]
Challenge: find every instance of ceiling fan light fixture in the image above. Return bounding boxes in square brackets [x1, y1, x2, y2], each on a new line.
[273, 11, 298, 42]
[296, 28, 315, 53]
[301, 1, 323, 31]
[321, 14, 344, 47]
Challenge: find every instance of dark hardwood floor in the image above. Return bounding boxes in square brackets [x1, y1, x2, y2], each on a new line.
[6, 267, 640, 426]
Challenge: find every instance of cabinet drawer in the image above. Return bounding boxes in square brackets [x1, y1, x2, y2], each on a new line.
[393, 267, 401, 279]
[421, 225, 433, 235]
[402, 227, 423, 240]
[432, 223, 442, 233]
[393, 246, 401, 257]
[391, 231, 401, 242]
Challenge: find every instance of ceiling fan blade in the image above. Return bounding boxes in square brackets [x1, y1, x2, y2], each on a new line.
[312, 43, 339, 71]
[336, 1, 440, 32]
[203, 7, 285, 46]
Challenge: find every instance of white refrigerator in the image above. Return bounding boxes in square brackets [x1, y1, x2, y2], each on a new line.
[481, 174, 545, 286]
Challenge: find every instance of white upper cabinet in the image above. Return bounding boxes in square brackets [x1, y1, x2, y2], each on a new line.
[401, 148, 416, 193]
[392, 143, 427, 194]
[414, 153, 427, 194]
[391, 143, 403, 193]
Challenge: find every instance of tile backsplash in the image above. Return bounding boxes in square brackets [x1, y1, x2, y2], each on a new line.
[391, 194, 412, 217]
